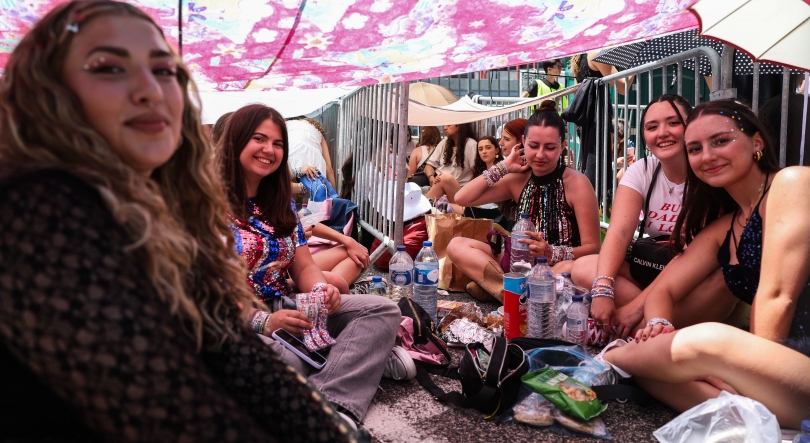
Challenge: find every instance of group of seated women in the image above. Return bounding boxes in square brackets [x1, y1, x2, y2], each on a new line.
[0, 1, 808, 440]
[0, 2, 400, 441]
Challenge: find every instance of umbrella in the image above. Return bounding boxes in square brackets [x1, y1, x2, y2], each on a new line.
[0, 0, 704, 91]
[690, 0, 810, 73]
[408, 82, 458, 107]
[593, 29, 797, 75]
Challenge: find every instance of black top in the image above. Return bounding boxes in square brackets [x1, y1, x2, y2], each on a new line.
[575, 53, 603, 83]
[0, 170, 360, 443]
[717, 187, 810, 351]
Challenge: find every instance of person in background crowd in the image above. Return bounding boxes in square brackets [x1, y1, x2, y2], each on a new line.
[0, 2, 360, 441]
[425, 123, 478, 189]
[218, 103, 412, 428]
[572, 95, 735, 340]
[441, 135, 504, 214]
[212, 111, 233, 146]
[287, 117, 337, 189]
[496, 118, 528, 225]
[603, 99, 810, 429]
[408, 126, 441, 178]
[571, 51, 633, 95]
[449, 101, 601, 303]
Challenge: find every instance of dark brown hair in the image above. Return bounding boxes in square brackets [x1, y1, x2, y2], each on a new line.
[474, 135, 501, 177]
[217, 104, 297, 237]
[671, 99, 781, 251]
[211, 112, 233, 146]
[442, 123, 477, 167]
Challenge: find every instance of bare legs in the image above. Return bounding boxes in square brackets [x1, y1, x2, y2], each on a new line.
[311, 246, 361, 292]
[426, 173, 462, 203]
[447, 237, 503, 283]
[603, 323, 810, 428]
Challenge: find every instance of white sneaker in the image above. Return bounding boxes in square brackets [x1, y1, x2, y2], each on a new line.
[382, 346, 416, 381]
[594, 338, 632, 379]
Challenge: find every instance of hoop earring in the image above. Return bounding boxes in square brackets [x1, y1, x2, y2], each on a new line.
[753, 150, 763, 162]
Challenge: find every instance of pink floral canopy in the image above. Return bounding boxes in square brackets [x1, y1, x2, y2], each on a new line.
[0, 0, 699, 91]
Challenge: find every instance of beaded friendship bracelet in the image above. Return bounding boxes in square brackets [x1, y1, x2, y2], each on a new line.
[482, 161, 509, 186]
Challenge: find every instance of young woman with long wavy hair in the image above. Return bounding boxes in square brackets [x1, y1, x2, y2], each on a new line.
[0, 2, 362, 441]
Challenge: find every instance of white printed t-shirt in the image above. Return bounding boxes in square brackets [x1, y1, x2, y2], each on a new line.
[620, 157, 685, 237]
[426, 137, 478, 186]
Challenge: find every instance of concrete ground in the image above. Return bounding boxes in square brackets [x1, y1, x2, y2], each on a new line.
[357, 265, 679, 442]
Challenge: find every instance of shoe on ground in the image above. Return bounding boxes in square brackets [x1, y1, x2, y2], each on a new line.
[382, 346, 416, 381]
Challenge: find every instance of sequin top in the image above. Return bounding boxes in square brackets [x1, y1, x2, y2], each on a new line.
[516, 165, 581, 247]
[231, 199, 307, 303]
[717, 190, 810, 342]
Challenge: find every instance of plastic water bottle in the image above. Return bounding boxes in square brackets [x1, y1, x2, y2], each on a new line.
[527, 257, 556, 338]
[414, 241, 440, 325]
[554, 272, 573, 339]
[369, 276, 386, 297]
[792, 420, 810, 443]
[511, 213, 536, 274]
[566, 295, 589, 347]
[389, 245, 413, 301]
[297, 203, 312, 217]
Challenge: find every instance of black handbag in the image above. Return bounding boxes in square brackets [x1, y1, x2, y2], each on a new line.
[627, 161, 674, 285]
[407, 146, 438, 188]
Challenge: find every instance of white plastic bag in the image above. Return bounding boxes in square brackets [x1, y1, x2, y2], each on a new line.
[654, 391, 780, 443]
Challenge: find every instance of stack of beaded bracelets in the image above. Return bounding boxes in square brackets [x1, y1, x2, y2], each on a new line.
[250, 309, 271, 334]
[591, 275, 615, 299]
[546, 245, 574, 266]
[482, 161, 508, 186]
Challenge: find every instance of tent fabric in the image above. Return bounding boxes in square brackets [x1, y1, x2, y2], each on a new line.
[1, 1, 700, 91]
[405, 85, 577, 126]
[197, 87, 356, 124]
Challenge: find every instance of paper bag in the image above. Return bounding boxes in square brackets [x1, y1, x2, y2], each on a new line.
[426, 214, 493, 291]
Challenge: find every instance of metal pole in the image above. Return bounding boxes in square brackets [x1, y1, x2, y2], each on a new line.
[395, 82, 409, 247]
[712, 44, 736, 100]
[694, 57, 700, 105]
[752, 62, 760, 113]
[801, 72, 809, 166]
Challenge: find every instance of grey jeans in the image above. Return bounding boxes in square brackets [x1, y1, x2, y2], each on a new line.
[259, 294, 400, 421]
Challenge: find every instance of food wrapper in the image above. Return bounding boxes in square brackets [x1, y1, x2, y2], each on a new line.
[501, 389, 611, 439]
[444, 318, 497, 345]
[521, 367, 606, 421]
[485, 312, 503, 331]
[437, 300, 468, 320]
[438, 303, 485, 332]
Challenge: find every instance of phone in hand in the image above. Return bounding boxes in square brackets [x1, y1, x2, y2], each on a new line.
[272, 328, 328, 369]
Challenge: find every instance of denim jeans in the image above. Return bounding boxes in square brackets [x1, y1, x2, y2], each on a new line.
[260, 294, 400, 421]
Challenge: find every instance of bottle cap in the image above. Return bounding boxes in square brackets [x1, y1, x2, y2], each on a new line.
[397, 245, 407, 251]
[572, 295, 583, 302]
[561, 272, 571, 278]
[536, 257, 547, 264]
[520, 213, 530, 218]
[802, 419, 810, 432]
[423, 241, 433, 247]
[302, 203, 307, 208]
[372, 276, 382, 282]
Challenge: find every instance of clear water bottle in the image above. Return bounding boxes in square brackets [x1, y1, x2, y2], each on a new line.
[389, 245, 413, 301]
[792, 420, 810, 443]
[554, 272, 573, 339]
[527, 257, 556, 338]
[511, 213, 536, 274]
[297, 203, 312, 217]
[414, 241, 439, 325]
[369, 276, 386, 297]
[566, 295, 589, 347]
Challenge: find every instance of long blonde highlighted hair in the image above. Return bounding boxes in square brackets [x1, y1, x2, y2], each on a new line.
[0, 0, 254, 351]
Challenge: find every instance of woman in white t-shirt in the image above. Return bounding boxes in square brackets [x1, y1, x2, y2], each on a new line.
[571, 95, 735, 340]
[425, 123, 477, 202]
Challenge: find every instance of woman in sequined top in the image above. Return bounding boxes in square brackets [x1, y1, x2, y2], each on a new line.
[448, 101, 601, 303]
[603, 100, 810, 429]
[218, 104, 401, 425]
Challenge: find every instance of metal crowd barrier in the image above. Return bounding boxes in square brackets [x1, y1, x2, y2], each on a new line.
[335, 83, 409, 263]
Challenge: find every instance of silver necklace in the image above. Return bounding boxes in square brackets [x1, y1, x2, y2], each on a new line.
[660, 173, 676, 195]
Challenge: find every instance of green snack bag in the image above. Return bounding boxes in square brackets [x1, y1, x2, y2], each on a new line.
[521, 367, 607, 421]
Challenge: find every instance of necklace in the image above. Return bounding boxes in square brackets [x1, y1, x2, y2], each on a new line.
[737, 174, 767, 229]
[660, 172, 676, 196]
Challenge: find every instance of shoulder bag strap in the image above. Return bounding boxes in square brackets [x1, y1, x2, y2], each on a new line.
[637, 160, 662, 239]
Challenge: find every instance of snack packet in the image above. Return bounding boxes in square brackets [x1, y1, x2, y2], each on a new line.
[521, 367, 606, 421]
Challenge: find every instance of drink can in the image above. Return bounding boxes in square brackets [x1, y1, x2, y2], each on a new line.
[503, 272, 528, 341]
[587, 318, 607, 345]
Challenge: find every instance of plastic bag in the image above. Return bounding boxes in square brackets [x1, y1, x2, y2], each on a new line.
[653, 391, 780, 443]
[526, 345, 615, 387]
[500, 388, 611, 439]
[522, 367, 607, 421]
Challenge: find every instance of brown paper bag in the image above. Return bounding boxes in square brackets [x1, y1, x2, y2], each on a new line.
[426, 214, 493, 291]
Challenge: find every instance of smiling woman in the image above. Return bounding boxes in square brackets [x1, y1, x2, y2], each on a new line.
[0, 1, 361, 442]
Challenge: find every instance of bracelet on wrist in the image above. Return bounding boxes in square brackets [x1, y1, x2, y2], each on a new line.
[594, 276, 616, 286]
[646, 317, 673, 328]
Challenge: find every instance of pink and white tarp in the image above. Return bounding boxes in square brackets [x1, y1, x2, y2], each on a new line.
[0, 0, 700, 91]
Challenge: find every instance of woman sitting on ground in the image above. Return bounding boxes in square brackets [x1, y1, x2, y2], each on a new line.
[0, 2, 358, 441]
[603, 99, 810, 428]
[408, 126, 441, 179]
[425, 123, 477, 201]
[571, 95, 736, 340]
[448, 136, 504, 215]
[217, 104, 409, 427]
[447, 101, 601, 303]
